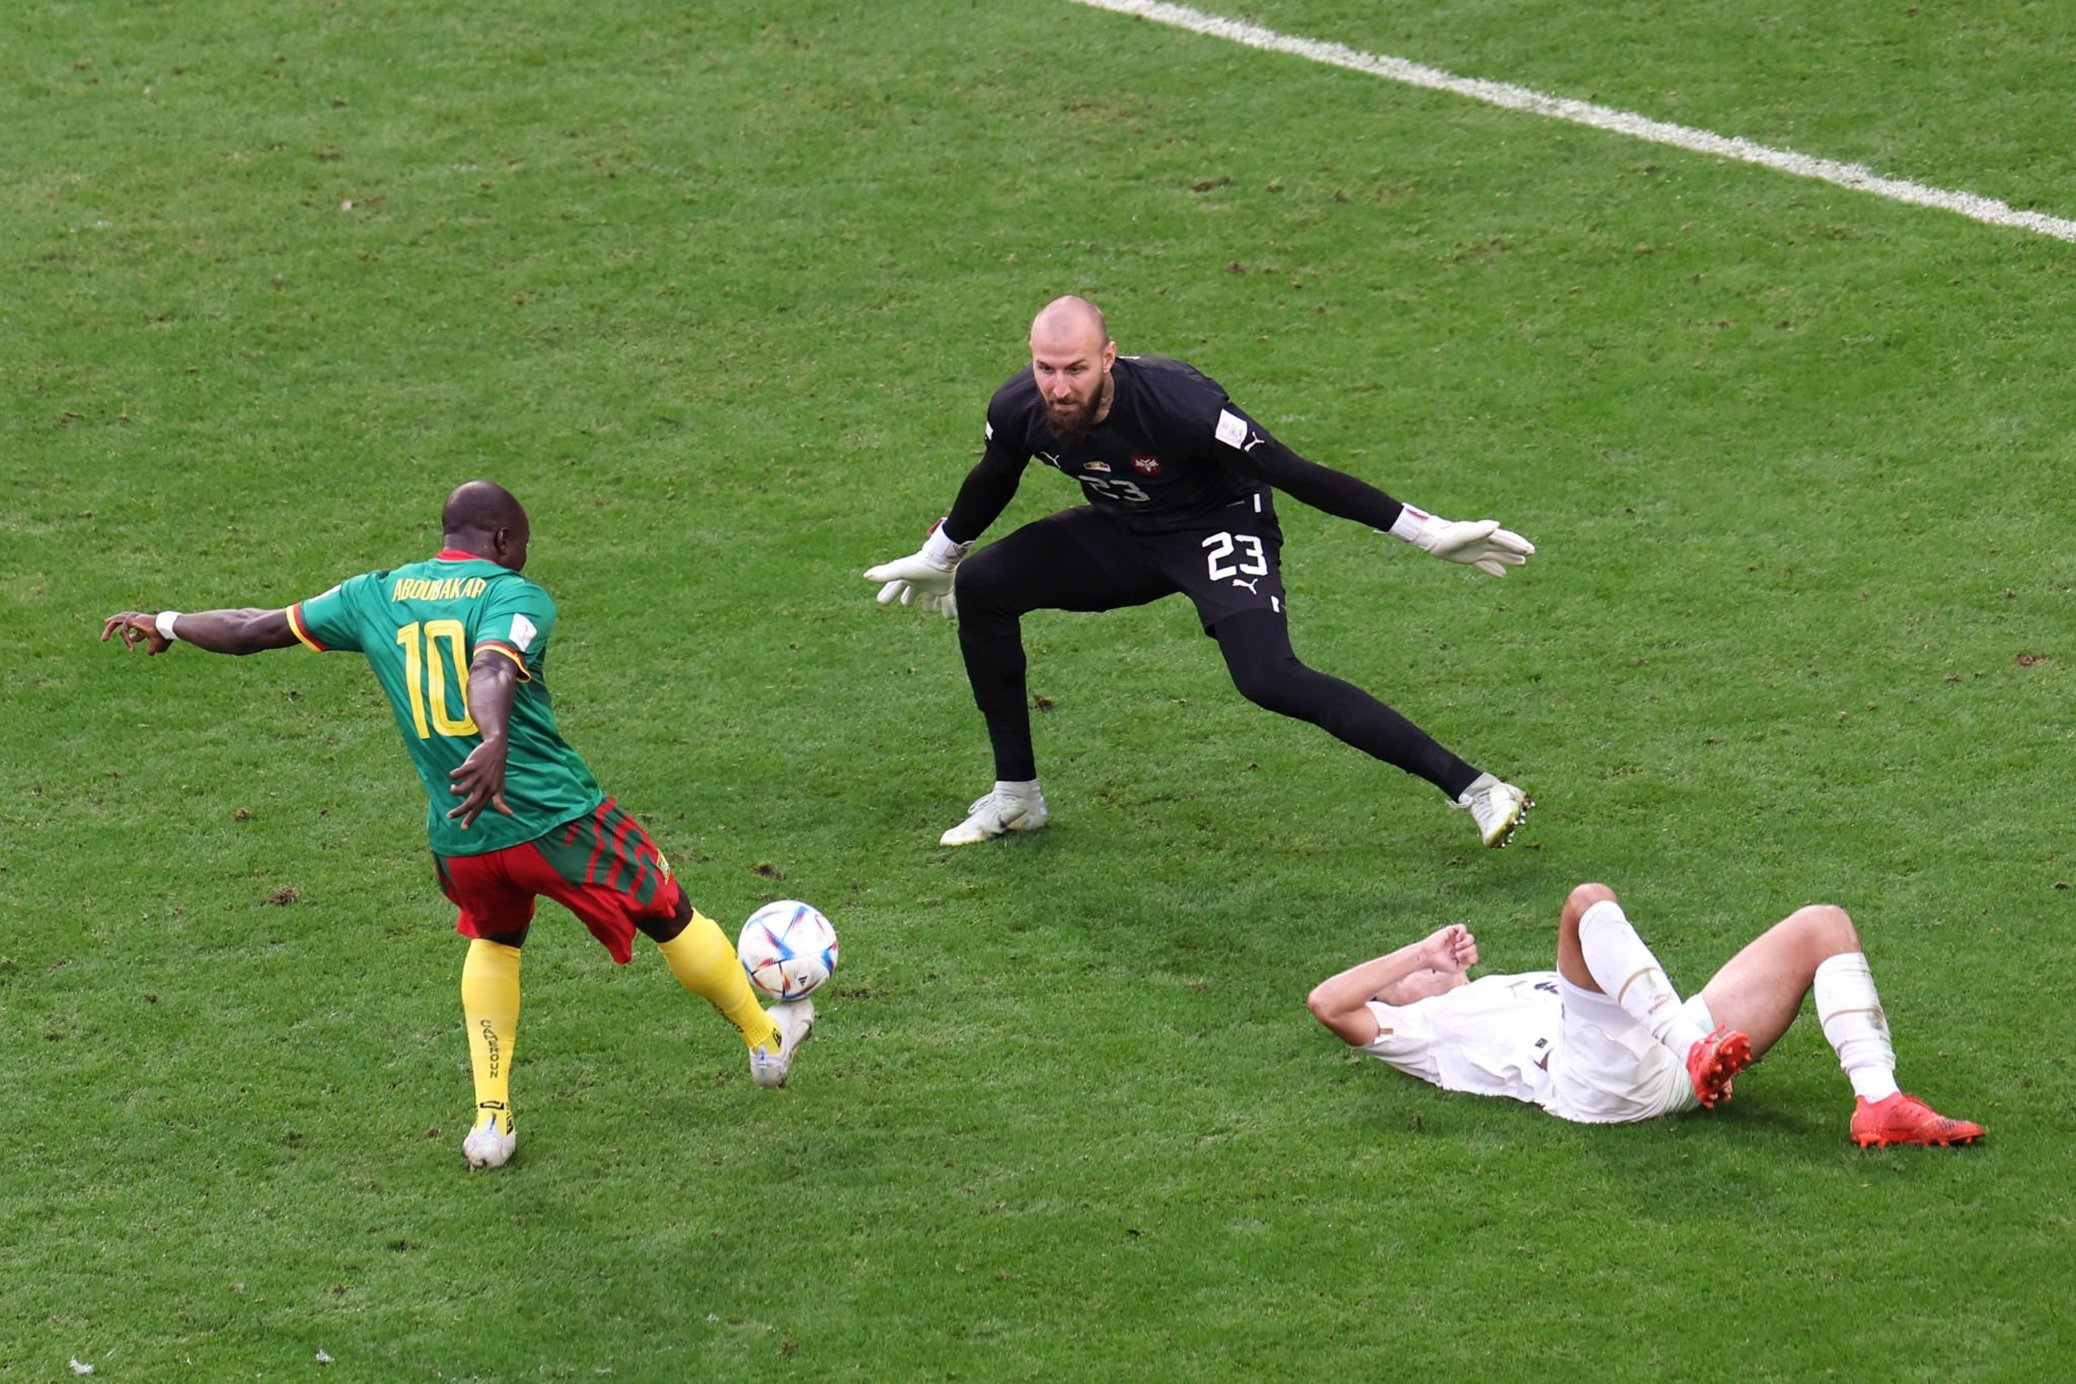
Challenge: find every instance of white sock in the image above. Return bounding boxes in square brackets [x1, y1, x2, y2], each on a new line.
[1577, 899, 1709, 1055]
[995, 778, 1041, 799]
[1813, 952, 1899, 1102]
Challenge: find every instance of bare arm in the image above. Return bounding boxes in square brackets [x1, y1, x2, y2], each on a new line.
[446, 651, 520, 829]
[1306, 925, 1480, 1047]
[101, 608, 298, 657]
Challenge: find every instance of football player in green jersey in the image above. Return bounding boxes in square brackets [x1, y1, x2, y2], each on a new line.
[102, 480, 813, 1170]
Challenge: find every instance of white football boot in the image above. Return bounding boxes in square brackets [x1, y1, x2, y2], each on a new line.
[749, 999, 816, 1089]
[939, 783, 1050, 846]
[462, 1111, 516, 1170]
[1455, 773, 1531, 848]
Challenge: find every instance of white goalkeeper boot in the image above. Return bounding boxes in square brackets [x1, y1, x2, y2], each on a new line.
[1455, 773, 1530, 848]
[940, 781, 1050, 846]
[463, 1110, 516, 1170]
[750, 1000, 816, 1089]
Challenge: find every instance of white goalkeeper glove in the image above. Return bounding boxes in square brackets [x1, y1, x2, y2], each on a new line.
[863, 520, 970, 620]
[1388, 505, 1535, 578]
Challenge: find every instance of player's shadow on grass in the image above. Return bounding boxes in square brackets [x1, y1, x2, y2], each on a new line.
[1574, 1099, 1845, 1184]
[1338, 1078, 1841, 1176]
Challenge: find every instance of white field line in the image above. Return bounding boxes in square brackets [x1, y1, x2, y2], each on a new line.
[1070, 0, 2076, 244]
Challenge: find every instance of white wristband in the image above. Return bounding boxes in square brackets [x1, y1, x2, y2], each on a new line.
[154, 610, 182, 642]
[922, 520, 970, 568]
[1387, 504, 1439, 545]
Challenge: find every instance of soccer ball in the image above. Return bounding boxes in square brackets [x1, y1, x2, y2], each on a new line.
[737, 900, 839, 1002]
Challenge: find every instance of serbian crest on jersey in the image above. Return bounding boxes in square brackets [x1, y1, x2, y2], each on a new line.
[1132, 454, 1162, 475]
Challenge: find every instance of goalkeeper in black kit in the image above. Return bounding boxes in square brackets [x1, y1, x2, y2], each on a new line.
[865, 295, 1536, 849]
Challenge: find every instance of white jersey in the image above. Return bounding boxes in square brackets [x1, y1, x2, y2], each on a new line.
[1359, 970, 1710, 1124]
[1360, 971, 1562, 1110]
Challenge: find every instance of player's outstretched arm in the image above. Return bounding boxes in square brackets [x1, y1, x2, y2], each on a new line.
[862, 446, 1026, 620]
[1307, 925, 1479, 1046]
[448, 653, 519, 829]
[1239, 444, 1533, 578]
[862, 520, 970, 620]
[1387, 506, 1534, 578]
[101, 608, 298, 657]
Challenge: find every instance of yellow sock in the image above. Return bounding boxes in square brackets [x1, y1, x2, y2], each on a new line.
[657, 909, 781, 1050]
[461, 938, 522, 1134]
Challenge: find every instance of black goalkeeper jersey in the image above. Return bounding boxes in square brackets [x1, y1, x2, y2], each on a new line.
[946, 355, 1407, 542]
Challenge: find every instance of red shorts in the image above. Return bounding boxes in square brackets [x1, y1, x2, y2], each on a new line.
[433, 798, 683, 964]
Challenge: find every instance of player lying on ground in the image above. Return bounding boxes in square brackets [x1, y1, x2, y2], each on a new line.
[102, 481, 814, 1171]
[1308, 882, 1982, 1146]
[864, 294, 1535, 850]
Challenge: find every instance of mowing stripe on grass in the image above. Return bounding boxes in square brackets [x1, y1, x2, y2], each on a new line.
[1070, 0, 2076, 244]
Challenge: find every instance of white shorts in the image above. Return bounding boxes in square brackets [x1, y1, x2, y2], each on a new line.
[1544, 978, 1716, 1124]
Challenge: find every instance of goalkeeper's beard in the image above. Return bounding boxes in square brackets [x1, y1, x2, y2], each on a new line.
[1044, 391, 1101, 444]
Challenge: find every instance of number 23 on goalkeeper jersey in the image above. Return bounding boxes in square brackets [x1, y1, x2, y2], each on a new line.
[285, 549, 604, 856]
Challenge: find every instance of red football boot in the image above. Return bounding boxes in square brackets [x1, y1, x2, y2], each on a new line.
[1849, 1092, 1985, 1148]
[1685, 1026, 1753, 1108]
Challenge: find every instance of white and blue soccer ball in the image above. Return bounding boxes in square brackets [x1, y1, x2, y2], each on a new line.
[737, 900, 839, 1002]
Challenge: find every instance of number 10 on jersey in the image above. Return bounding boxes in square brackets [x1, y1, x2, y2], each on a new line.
[396, 619, 480, 739]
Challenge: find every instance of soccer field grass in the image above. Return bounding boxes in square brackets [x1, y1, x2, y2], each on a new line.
[5, 0, 2075, 1376]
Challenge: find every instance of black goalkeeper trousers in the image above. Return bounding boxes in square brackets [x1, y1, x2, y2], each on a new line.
[951, 510, 1479, 798]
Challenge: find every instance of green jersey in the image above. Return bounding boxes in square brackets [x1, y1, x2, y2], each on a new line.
[288, 551, 604, 856]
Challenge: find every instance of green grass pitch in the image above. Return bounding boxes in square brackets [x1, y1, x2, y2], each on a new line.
[5, 0, 2074, 1376]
